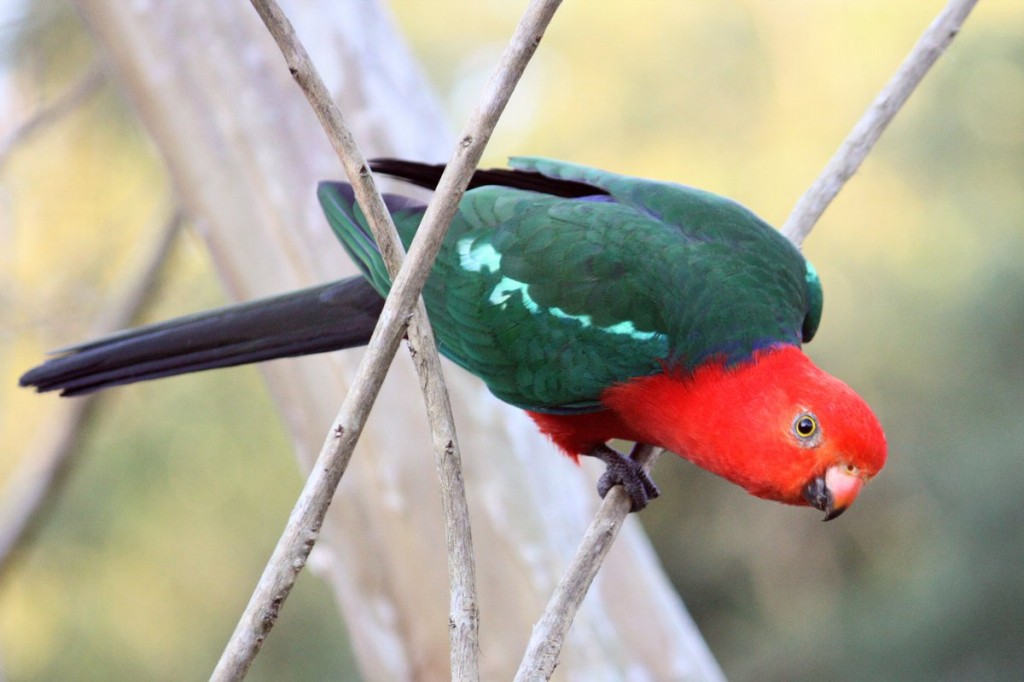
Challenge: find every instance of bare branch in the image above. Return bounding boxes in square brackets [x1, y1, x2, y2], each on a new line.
[517, 0, 980, 676]
[248, 0, 480, 677]
[515, 444, 663, 681]
[0, 211, 181, 578]
[212, 2, 563, 680]
[0, 65, 106, 172]
[781, 0, 979, 246]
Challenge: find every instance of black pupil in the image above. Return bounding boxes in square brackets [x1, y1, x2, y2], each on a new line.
[798, 417, 814, 435]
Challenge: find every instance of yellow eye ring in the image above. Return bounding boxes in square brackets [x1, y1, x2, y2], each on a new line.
[793, 414, 818, 439]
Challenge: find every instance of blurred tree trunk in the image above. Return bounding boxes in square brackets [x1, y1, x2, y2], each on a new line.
[70, 1, 722, 679]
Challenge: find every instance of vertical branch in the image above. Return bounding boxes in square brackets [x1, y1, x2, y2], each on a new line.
[212, 1, 564, 679]
[781, 0, 979, 247]
[247, 0, 482, 676]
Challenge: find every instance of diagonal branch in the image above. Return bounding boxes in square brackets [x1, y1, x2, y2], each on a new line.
[517, 1, 979, 679]
[782, 0, 979, 247]
[0, 64, 106, 173]
[0, 211, 182, 579]
[211, 1, 564, 680]
[515, 444, 663, 681]
[246, 0, 496, 676]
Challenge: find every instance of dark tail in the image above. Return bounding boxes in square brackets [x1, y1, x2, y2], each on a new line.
[370, 158, 610, 198]
[20, 277, 384, 396]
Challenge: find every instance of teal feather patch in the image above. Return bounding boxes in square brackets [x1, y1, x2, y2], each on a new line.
[802, 259, 823, 342]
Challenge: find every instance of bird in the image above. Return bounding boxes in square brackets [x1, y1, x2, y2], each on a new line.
[20, 157, 887, 518]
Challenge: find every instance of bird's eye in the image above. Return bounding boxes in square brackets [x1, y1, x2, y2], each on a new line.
[793, 413, 818, 440]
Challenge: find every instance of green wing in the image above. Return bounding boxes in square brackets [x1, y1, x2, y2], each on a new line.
[319, 159, 821, 413]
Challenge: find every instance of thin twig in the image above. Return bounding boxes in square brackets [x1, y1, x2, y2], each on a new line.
[781, 0, 979, 247]
[0, 65, 106, 247]
[0, 65, 106, 173]
[405, 327, 479, 682]
[247, 0, 480, 677]
[212, 2, 563, 680]
[0, 211, 182, 579]
[515, 445, 662, 682]
[516, 2, 979, 679]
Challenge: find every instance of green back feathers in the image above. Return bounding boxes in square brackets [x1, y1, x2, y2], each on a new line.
[318, 159, 822, 413]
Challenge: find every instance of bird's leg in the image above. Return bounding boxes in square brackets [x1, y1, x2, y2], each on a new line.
[583, 444, 660, 512]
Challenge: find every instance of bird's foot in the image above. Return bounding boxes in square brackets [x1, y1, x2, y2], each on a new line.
[585, 444, 660, 512]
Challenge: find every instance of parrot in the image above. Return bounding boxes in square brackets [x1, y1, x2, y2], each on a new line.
[19, 158, 887, 517]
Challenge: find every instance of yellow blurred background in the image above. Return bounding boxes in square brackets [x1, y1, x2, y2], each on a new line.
[1, 1, 1022, 679]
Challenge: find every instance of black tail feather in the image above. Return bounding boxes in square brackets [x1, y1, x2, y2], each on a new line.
[370, 158, 609, 199]
[23, 158, 602, 398]
[20, 277, 384, 396]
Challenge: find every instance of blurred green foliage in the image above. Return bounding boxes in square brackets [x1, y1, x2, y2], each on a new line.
[1, 1, 1022, 680]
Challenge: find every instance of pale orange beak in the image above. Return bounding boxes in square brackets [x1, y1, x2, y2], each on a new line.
[802, 465, 865, 521]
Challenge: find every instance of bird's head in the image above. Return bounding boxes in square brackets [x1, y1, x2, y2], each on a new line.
[603, 345, 887, 519]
